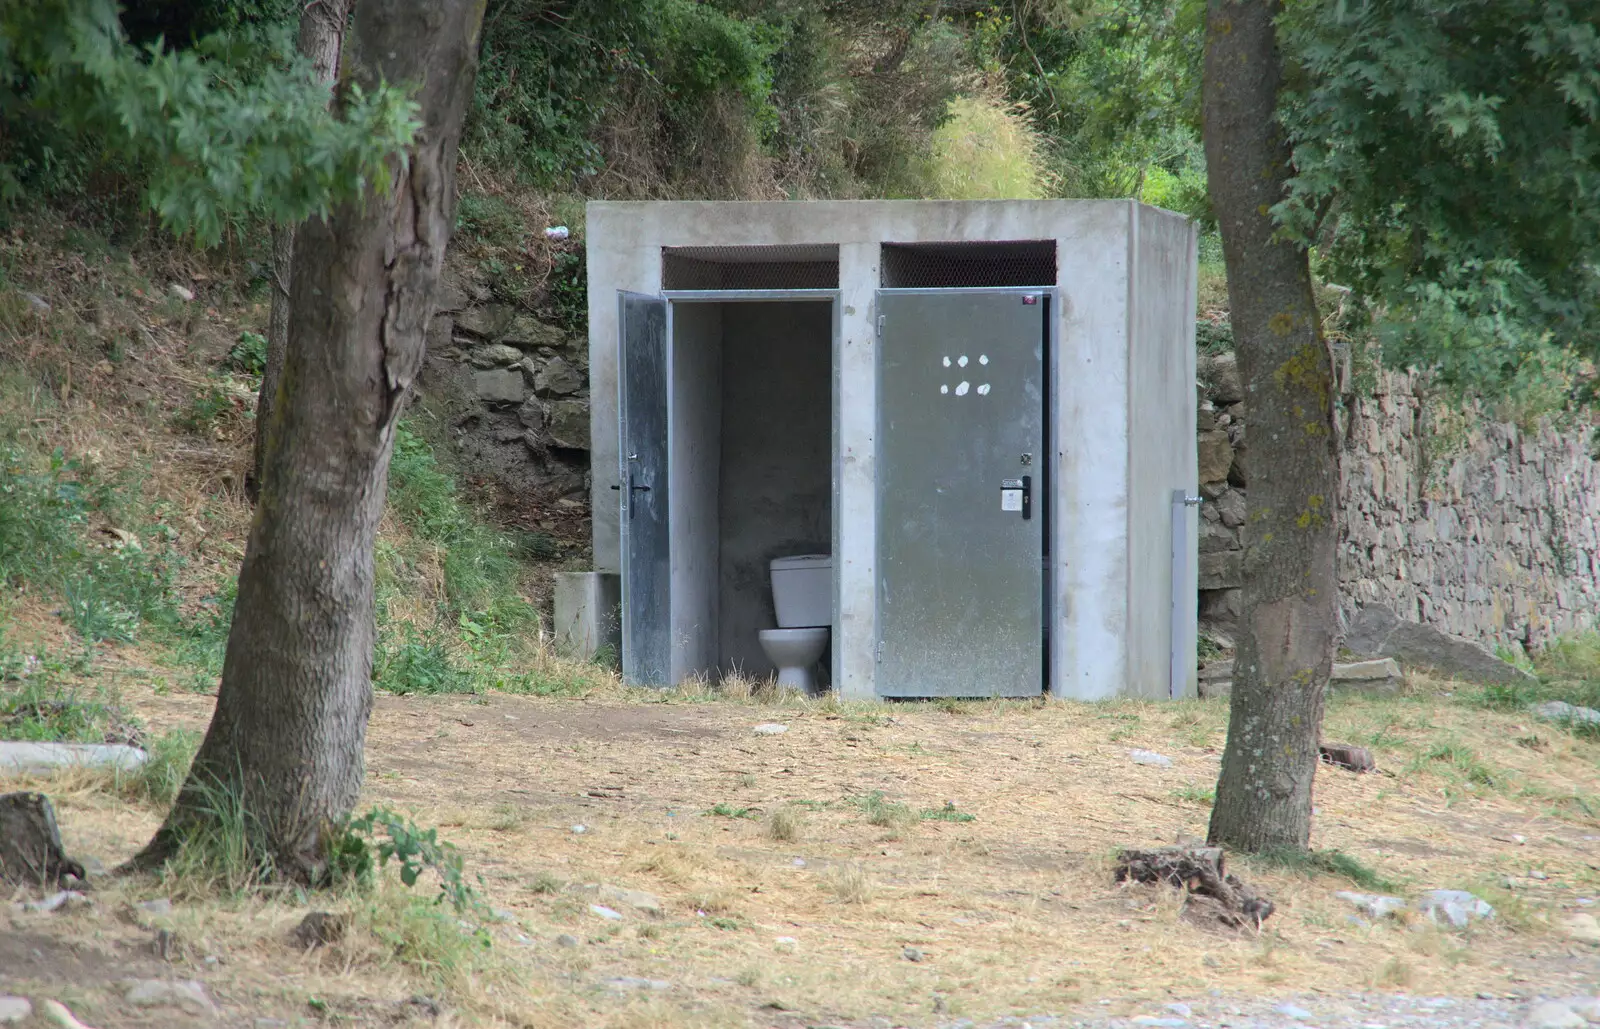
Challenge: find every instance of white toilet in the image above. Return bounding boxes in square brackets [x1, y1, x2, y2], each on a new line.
[758, 554, 830, 692]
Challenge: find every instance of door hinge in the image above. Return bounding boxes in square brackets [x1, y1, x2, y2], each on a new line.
[876, 315, 884, 338]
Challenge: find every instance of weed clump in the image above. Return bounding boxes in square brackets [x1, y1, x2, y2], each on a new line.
[766, 804, 805, 842]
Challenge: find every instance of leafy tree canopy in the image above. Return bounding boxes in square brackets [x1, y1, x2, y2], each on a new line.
[0, 0, 419, 244]
[1276, 0, 1600, 399]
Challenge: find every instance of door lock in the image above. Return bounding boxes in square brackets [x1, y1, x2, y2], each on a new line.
[1001, 476, 1032, 519]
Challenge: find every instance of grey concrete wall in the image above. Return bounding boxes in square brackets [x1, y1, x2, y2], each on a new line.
[587, 200, 1198, 700]
[1124, 206, 1200, 698]
[668, 303, 722, 681]
[717, 302, 833, 677]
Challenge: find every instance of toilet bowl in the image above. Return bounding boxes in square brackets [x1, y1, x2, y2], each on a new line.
[759, 554, 830, 692]
[758, 627, 829, 690]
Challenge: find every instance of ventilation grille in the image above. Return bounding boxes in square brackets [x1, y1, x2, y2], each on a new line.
[881, 240, 1056, 288]
[662, 244, 839, 290]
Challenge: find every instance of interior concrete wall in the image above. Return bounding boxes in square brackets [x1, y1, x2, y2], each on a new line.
[1124, 206, 1201, 698]
[668, 303, 723, 682]
[587, 200, 1198, 700]
[717, 302, 833, 677]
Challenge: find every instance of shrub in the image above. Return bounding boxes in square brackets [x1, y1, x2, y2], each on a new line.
[924, 94, 1054, 200]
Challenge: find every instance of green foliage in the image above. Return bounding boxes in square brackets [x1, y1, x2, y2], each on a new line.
[705, 802, 756, 819]
[225, 331, 268, 377]
[1276, 0, 1600, 399]
[0, 442, 178, 642]
[172, 382, 243, 434]
[334, 806, 481, 915]
[1, 0, 420, 243]
[468, 0, 778, 187]
[373, 623, 476, 696]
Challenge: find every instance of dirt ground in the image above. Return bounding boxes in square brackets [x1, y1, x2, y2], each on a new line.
[4, 683, 1599, 1028]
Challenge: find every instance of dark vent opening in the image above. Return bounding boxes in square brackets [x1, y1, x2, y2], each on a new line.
[881, 240, 1056, 288]
[662, 244, 839, 290]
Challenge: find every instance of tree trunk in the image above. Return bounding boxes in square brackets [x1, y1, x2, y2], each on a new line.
[1201, 0, 1339, 853]
[248, 0, 352, 504]
[138, 0, 483, 879]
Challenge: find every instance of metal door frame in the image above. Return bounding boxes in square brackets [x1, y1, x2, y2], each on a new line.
[874, 286, 1059, 696]
[621, 288, 842, 686]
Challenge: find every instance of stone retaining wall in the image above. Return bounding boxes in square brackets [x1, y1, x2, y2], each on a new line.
[1197, 353, 1600, 650]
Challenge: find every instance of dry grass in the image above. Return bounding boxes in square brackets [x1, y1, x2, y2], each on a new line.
[6, 678, 1598, 1028]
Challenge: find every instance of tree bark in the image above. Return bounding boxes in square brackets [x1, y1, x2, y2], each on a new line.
[138, 0, 484, 879]
[1, 792, 86, 888]
[248, 0, 352, 504]
[1201, 0, 1339, 853]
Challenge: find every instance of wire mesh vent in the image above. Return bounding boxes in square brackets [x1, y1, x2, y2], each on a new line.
[662, 244, 839, 290]
[880, 241, 1056, 288]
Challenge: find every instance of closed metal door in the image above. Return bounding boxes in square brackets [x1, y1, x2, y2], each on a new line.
[876, 290, 1045, 697]
[619, 292, 670, 685]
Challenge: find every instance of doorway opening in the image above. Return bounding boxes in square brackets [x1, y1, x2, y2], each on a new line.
[666, 297, 836, 685]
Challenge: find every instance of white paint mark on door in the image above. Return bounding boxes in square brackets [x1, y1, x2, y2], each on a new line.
[955, 381, 970, 396]
[976, 383, 991, 396]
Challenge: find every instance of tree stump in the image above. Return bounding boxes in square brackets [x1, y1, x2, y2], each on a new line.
[0, 792, 86, 889]
[1114, 845, 1274, 928]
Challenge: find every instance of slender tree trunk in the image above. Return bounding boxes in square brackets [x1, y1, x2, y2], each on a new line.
[1202, 0, 1339, 853]
[139, 0, 484, 879]
[248, 0, 351, 504]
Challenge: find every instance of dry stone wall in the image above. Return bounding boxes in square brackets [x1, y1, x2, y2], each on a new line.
[416, 267, 593, 543]
[1197, 353, 1600, 651]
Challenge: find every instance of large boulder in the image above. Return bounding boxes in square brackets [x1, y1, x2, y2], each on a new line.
[1343, 603, 1535, 685]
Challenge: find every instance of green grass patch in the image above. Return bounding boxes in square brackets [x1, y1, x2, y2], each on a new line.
[1258, 848, 1398, 893]
[705, 802, 755, 819]
[919, 801, 976, 822]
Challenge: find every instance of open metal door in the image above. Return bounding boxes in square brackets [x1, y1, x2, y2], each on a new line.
[876, 290, 1046, 697]
[619, 292, 670, 685]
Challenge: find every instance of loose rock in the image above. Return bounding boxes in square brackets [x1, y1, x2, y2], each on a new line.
[604, 976, 671, 991]
[1560, 913, 1600, 943]
[1330, 658, 1403, 692]
[1532, 701, 1600, 728]
[1526, 1001, 1586, 1029]
[1320, 743, 1376, 772]
[902, 946, 924, 962]
[598, 885, 663, 917]
[137, 897, 174, 916]
[1335, 891, 1408, 919]
[753, 723, 789, 736]
[1275, 1004, 1314, 1020]
[1344, 604, 1534, 685]
[0, 997, 32, 1024]
[124, 979, 216, 1015]
[555, 933, 579, 947]
[1418, 889, 1495, 928]
[589, 904, 623, 921]
[1129, 749, 1173, 768]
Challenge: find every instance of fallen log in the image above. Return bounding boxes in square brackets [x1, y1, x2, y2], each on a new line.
[1114, 845, 1274, 928]
[0, 791, 87, 889]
